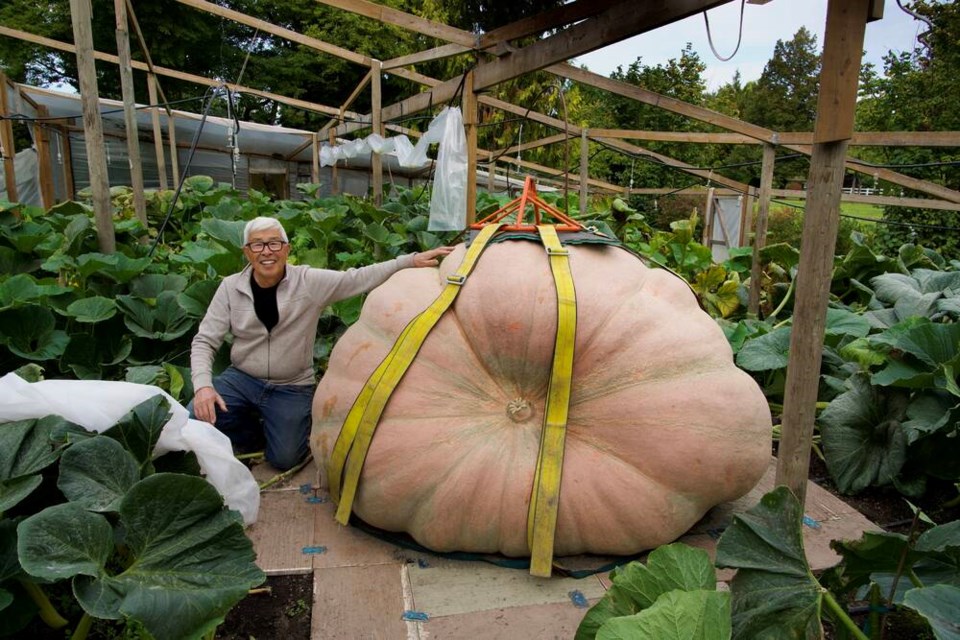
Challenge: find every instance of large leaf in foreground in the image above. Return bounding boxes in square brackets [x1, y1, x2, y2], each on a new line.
[597, 590, 731, 640]
[74, 474, 264, 640]
[17, 503, 114, 580]
[0, 305, 70, 360]
[902, 585, 960, 640]
[101, 395, 171, 473]
[576, 543, 717, 640]
[735, 326, 791, 372]
[716, 486, 823, 640]
[819, 375, 908, 494]
[58, 437, 140, 512]
[0, 416, 67, 511]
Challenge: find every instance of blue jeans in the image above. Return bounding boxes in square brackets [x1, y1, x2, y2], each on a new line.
[188, 366, 314, 471]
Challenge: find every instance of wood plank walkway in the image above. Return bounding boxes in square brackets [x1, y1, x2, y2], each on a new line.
[247, 457, 878, 639]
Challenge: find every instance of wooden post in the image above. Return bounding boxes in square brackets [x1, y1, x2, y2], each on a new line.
[33, 106, 55, 208]
[738, 192, 753, 247]
[486, 162, 495, 192]
[463, 69, 478, 225]
[70, 0, 115, 253]
[114, 0, 147, 225]
[0, 74, 17, 202]
[748, 143, 777, 315]
[311, 132, 320, 184]
[60, 125, 75, 200]
[167, 111, 179, 189]
[147, 74, 168, 190]
[776, 0, 870, 505]
[329, 126, 339, 195]
[370, 60, 383, 206]
[579, 128, 588, 215]
[701, 187, 716, 246]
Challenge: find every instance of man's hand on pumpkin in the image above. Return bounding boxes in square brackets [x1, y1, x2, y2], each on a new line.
[413, 246, 454, 268]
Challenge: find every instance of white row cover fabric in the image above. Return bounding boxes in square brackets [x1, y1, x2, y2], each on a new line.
[0, 373, 260, 525]
[320, 107, 467, 230]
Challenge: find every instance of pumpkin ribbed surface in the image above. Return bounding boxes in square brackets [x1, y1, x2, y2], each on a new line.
[310, 241, 771, 557]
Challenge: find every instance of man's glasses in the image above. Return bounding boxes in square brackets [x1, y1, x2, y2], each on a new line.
[245, 241, 286, 253]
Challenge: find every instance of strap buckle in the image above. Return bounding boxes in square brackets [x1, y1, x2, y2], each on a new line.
[446, 273, 467, 286]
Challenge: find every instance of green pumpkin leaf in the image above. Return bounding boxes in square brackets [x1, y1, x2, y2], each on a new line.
[117, 291, 194, 341]
[74, 473, 265, 640]
[0, 416, 66, 512]
[0, 273, 71, 309]
[178, 279, 220, 318]
[185, 175, 216, 192]
[64, 296, 117, 323]
[17, 503, 113, 580]
[129, 273, 189, 299]
[715, 486, 823, 639]
[0, 305, 70, 360]
[871, 318, 960, 369]
[819, 376, 908, 494]
[102, 395, 171, 473]
[902, 585, 960, 640]
[201, 218, 246, 252]
[0, 475, 43, 513]
[575, 543, 717, 640]
[125, 365, 165, 386]
[736, 326, 792, 372]
[58, 437, 140, 512]
[825, 308, 871, 339]
[597, 590, 731, 640]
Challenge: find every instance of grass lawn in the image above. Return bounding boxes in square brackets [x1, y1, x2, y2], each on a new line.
[774, 198, 883, 221]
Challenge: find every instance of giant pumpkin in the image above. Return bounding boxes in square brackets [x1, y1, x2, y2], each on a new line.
[310, 239, 771, 557]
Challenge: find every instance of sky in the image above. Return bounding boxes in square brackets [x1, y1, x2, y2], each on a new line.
[575, 1, 928, 91]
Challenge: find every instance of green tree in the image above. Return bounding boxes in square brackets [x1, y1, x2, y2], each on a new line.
[855, 0, 960, 260]
[743, 26, 820, 132]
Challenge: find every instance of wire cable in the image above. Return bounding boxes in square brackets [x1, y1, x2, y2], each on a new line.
[704, 0, 746, 62]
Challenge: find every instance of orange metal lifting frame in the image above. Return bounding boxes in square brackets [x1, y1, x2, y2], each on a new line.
[470, 176, 585, 232]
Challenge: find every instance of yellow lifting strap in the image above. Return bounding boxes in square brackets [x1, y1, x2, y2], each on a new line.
[526, 224, 577, 577]
[328, 223, 504, 525]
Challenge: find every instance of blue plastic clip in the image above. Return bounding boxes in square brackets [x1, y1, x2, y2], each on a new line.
[802, 515, 821, 529]
[306, 496, 328, 504]
[569, 590, 589, 608]
[298, 483, 313, 494]
[402, 610, 429, 622]
[302, 545, 327, 555]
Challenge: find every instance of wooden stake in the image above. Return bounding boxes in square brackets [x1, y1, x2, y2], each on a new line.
[167, 111, 179, 190]
[329, 126, 339, 195]
[370, 60, 382, 206]
[748, 143, 776, 315]
[0, 73, 18, 202]
[776, 0, 870, 505]
[463, 69, 478, 225]
[70, 0, 115, 253]
[311, 132, 320, 184]
[61, 125, 75, 200]
[579, 128, 588, 215]
[702, 187, 716, 246]
[34, 106, 55, 208]
[147, 74, 168, 190]
[114, 0, 147, 225]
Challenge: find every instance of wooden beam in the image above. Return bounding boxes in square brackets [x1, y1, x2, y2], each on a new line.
[60, 125, 75, 200]
[0, 74, 17, 202]
[478, 0, 623, 49]
[147, 74, 168, 190]
[311, 132, 320, 183]
[748, 143, 776, 316]
[702, 186, 716, 245]
[502, 156, 623, 193]
[340, 70, 373, 116]
[589, 129, 960, 146]
[0, 26, 348, 119]
[114, 0, 147, 226]
[777, 0, 870, 505]
[313, 0, 476, 47]
[371, 59, 382, 206]
[579, 129, 588, 214]
[473, 0, 730, 91]
[70, 0, 114, 252]
[34, 105, 55, 208]
[175, 0, 371, 66]
[551, 62, 960, 204]
[771, 189, 960, 212]
[125, 0, 170, 115]
[463, 70, 477, 225]
[494, 132, 572, 158]
[382, 43, 471, 71]
[284, 136, 313, 161]
[168, 110, 180, 189]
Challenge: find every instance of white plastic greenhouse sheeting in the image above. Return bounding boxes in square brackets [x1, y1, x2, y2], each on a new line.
[0, 148, 41, 206]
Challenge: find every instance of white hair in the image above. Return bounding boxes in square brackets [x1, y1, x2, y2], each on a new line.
[243, 217, 288, 245]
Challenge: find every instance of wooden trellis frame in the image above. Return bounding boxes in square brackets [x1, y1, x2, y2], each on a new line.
[2, 0, 958, 507]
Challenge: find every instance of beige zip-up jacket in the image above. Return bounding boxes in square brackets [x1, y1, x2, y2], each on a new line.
[190, 255, 415, 390]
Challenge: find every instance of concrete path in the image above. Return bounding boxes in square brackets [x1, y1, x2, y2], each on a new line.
[247, 457, 877, 639]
